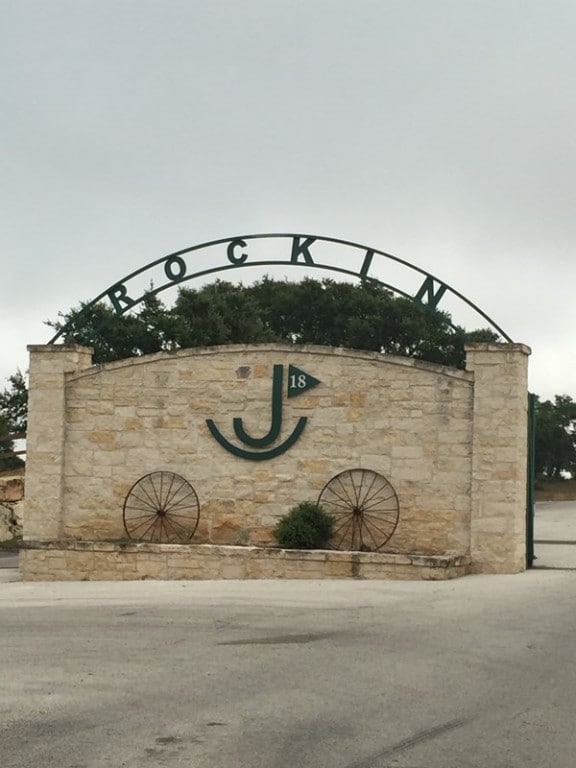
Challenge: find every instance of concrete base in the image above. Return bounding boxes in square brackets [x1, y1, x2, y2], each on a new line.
[20, 541, 471, 581]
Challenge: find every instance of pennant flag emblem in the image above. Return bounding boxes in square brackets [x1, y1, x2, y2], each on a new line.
[287, 365, 321, 398]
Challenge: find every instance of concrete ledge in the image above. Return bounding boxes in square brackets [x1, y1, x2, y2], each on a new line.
[20, 541, 471, 581]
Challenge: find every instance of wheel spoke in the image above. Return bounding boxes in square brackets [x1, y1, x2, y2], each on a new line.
[362, 514, 398, 529]
[139, 516, 160, 541]
[148, 475, 164, 510]
[137, 483, 160, 511]
[361, 518, 381, 551]
[361, 494, 397, 513]
[362, 516, 395, 546]
[358, 470, 378, 506]
[355, 470, 366, 506]
[332, 516, 353, 548]
[332, 515, 354, 537]
[164, 515, 186, 541]
[323, 500, 358, 515]
[151, 516, 165, 542]
[128, 492, 158, 511]
[165, 514, 196, 530]
[161, 516, 174, 543]
[124, 510, 159, 521]
[165, 515, 194, 539]
[335, 475, 356, 508]
[155, 515, 166, 542]
[124, 502, 157, 514]
[165, 490, 198, 512]
[324, 485, 354, 508]
[158, 473, 165, 509]
[358, 520, 366, 550]
[163, 499, 199, 514]
[360, 482, 390, 508]
[362, 505, 399, 521]
[164, 477, 186, 508]
[363, 514, 395, 537]
[125, 515, 159, 534]
[351, 515, 360, 549]
[349, 472, 361, 507]
[164, 512, 198, 524]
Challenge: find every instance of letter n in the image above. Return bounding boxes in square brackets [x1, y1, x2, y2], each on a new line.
[414, 276, 447, 309]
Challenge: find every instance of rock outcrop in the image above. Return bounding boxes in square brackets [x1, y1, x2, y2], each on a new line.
[0, 474, 24, 541]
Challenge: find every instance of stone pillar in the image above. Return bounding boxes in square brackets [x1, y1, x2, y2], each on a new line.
[24, 345, 93, 541]
[465, 343, 531, 573]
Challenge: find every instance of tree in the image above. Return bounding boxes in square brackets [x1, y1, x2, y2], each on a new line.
[46, 294, 172, 364]
[0, 370, 28, 434]
[0, 371, 27, 471]
[170, 282, 277, 348]
[0, 414, 24, 472]
[534, 395, 576, 478]
[47, 277, 498, 367]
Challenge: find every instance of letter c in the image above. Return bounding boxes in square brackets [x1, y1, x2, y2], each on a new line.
[227, 239, 248, 265]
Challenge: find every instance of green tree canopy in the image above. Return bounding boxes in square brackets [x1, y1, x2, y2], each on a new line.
[0, 371, 27, 471]
[534, 395, 576, 478]
[0, 370, 28, 434]
[47, 277, 498, 367]
[0, 414, 24, 472]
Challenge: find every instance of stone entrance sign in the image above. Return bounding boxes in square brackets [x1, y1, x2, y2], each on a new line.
[21, 341, 530, 580]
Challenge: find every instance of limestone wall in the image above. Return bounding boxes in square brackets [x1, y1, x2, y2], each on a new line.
[466, 343, 531, 573]
[20, 542, 471, 581]
[23, 341, 530, 576]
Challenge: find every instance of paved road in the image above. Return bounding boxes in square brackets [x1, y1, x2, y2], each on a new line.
[534, 500, 576, 569]
[2, 502, 576, 767]
[2, 572, 576, 767]
[0, 551, 18, 570]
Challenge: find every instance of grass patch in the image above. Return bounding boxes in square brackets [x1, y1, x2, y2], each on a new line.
[536, 478, 576, 501]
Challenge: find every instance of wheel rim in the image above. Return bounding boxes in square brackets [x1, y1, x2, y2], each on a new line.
[318, 468, 399, 552]
[123, 471, 200, 543]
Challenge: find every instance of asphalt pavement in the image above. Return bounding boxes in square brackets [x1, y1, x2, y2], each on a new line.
[534, 500, 576, 569]
[1, 502, 576, 768]
[0, 551, 18, 571]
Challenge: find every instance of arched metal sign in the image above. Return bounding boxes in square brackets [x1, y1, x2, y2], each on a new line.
[48, 233, 513, 343]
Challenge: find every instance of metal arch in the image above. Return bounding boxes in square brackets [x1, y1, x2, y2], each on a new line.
[47, 232, 513, 344]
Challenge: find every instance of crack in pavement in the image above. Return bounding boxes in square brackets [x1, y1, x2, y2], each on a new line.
[343, 717, 469, 768]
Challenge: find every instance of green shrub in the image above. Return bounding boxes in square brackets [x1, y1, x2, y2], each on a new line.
[273, 501, 335, 549]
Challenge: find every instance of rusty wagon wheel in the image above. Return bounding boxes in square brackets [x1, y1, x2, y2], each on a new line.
[123, 471, 200, 543]
[318, 468, 399, 552]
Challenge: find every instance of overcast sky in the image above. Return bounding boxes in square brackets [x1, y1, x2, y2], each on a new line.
[2, 0, 575, 400]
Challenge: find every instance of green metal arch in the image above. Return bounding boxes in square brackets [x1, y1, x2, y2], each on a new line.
[48, 232, 513, 344]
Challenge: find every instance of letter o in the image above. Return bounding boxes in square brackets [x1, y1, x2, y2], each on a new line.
[227, 239, 248, 265]
[164, 255, 187, 282]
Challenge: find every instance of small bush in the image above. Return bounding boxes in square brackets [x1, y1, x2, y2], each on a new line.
[273, 501, 335, 549]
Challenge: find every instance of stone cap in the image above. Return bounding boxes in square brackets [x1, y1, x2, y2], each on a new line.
[464, 342, 531, 355]
[27, 344, 94, 354]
